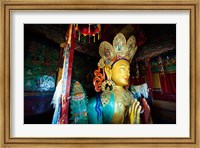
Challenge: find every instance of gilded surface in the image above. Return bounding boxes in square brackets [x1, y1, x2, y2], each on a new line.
[111, 89, 133, 124]
[0, 0, 199, 147]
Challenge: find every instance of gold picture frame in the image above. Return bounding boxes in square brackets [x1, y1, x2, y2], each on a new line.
[0, 0, 199, 147]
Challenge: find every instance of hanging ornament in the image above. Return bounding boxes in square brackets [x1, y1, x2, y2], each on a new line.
[73, 24, 76, 38]
[97, 24, 101, 40]
[75, 24, 78, 30]
[136, 62, 140, 79]
[75, 24, 101, 43]
[88, 24, 91, 34]
[158, 56, 165, 75]
[78, 32, 81, 41]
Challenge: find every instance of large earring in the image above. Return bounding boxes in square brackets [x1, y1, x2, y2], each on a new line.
[101, 80, 116, 93]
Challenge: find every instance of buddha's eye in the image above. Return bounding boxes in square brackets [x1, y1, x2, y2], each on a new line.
[120, 67, 125, 71]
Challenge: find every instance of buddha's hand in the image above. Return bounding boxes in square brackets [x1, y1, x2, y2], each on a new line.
[129, 99, 142, 124]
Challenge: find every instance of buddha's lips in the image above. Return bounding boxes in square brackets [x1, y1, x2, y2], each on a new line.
[124, 78, 129, 81]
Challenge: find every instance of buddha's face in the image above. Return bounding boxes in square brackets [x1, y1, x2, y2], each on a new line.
[111, 60, 130, 86]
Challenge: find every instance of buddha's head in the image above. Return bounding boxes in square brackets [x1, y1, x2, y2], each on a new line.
[93, 33, 137, 91]
[104, 59, 130, 86]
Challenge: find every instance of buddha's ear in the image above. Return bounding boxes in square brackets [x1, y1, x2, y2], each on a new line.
[104, 65, 112, 80]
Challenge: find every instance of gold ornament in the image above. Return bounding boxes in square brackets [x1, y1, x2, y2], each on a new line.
[98, 33, 137, 67]
[101, 80, 116, 93]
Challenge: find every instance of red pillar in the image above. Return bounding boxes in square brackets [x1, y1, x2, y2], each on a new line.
[64, 25, 75, 124]
[145, 57, 153, 96]
[58, 24, 75, 124]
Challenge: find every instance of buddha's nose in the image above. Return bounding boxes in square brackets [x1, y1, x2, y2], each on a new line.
[127, 72, 130, 77]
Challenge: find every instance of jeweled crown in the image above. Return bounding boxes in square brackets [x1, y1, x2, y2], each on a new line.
[98, 33, 137, 68]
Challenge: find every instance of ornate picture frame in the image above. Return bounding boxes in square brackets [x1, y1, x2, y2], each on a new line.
[0, 0, 199, 147]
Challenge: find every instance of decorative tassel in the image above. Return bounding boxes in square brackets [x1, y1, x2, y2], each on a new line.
[98, 24, 101, 40]
[73, 25, 76, 38]
[75, 24, 78, 30]
[88, 36, 90, 44]
[98, 24, 101, 29]
[78, 32, 80, 41]
[94, 35, 95, 42]
[88, 24, 90, 34]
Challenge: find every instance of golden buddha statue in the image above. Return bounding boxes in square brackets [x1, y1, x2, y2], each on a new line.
[87, 33, 151, 124]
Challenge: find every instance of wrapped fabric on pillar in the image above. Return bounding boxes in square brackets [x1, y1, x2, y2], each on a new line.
[51, 24, 76, 124]
[145, 57, 153, 96]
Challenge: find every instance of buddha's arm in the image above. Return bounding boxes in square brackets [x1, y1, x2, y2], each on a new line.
[128, 99, 142, 124]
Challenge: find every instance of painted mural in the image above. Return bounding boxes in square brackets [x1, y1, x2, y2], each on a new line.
[131, 50, 176, 77]
[151, 51, 176, 73]
[24, 41, 59, 92]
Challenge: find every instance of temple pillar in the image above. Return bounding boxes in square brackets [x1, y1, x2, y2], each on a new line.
[56, 46, 64, 85]
[145, 57, 153, 97]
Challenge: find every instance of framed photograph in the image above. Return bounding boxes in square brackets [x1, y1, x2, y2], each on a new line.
[0, 0, 199, 147]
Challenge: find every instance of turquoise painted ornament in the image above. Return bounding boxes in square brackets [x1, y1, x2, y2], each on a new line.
[70, 81, 88, 124]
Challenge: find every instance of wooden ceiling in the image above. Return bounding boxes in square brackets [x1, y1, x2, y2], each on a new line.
[25, 24, 176, 59]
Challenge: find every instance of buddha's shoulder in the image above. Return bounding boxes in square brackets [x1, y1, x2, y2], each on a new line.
[100, 92, 115, 107]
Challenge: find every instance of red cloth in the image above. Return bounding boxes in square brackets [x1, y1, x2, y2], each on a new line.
[166, 73, 176, 94]
[160, 73, 176, 95]
[160, 74, 168, 94]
